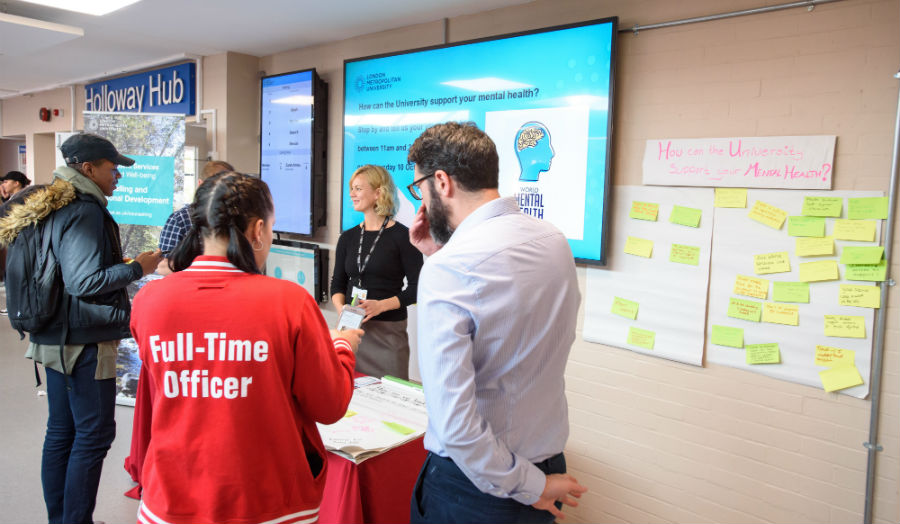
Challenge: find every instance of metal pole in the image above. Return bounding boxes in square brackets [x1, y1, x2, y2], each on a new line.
[619, 0, 845, 34]
[863, 65, 900, 524]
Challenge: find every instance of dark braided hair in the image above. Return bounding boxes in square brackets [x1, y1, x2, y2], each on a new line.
[170, 172, 274, 274]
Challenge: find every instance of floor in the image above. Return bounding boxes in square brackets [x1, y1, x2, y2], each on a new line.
[0, 286, 141, 524]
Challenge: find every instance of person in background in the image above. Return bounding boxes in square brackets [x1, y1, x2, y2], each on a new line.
[330, 164, 423, 380]
[0, 133, 161, 524]
[130, 172, 362, 524]
[156, 160, 234, 274]
[0, 170, 31, 202]
[405, 122, 586, 523]
[0, 171, 32, 306]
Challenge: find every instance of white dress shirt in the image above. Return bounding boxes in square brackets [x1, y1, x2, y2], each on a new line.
[417, 196, 581, 505]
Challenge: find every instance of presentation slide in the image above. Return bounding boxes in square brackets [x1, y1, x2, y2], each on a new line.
[261, 70, 314, 235]
[343, 17, 617, 264]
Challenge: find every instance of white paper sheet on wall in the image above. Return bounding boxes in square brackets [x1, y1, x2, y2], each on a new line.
[584, 186, 714, 366]
[707, 189, 882, 398]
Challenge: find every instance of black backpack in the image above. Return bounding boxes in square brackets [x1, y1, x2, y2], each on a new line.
[4, 212, 64, 337]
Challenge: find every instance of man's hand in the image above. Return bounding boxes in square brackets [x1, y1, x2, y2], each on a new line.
[531, 473, 587, 520]
[330, 328, 364, 353]
[409, 205, 440, 256]
[134, 249, 164, 276]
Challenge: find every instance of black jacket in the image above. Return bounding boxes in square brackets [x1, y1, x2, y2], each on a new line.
[0, 175, 142, 344]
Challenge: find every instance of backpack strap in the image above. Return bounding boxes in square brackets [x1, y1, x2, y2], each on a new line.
[43, 211, 72, 391]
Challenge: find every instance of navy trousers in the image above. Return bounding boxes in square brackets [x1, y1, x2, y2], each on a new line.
[41, 344, 117, 524]
[410, 451, 566, 524]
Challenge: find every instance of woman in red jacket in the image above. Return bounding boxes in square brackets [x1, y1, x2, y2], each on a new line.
[130, 172, 361, 524]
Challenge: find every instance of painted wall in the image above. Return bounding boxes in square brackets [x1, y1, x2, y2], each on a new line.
[261, 1, 899, 523]
[0, 139, 25, 175]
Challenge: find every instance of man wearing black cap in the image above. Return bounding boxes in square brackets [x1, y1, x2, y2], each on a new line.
[0, 133, 162, 524]
[0, 170, 31, 202]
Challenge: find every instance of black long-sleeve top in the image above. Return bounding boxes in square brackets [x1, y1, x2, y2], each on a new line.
[330, 222, 424, 322]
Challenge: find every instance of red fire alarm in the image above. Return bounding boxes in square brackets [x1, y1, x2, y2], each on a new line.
[39, 107, 51, 122]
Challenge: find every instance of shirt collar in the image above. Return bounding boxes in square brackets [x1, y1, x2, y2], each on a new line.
[184, 255, 244, 273]
[450, 197, 520, 240]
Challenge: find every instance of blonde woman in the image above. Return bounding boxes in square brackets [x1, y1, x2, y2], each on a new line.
[331, 165, 423, 379]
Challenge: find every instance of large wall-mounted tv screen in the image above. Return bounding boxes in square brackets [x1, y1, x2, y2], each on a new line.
[261, 68, 327, 237]
[342, 17, 617, 265]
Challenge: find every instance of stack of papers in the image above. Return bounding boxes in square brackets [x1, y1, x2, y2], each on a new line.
[317, 377, 427, 463]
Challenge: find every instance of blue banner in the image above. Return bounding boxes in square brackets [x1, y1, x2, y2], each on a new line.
[107, 155, 175, 227]
[84, 63, 196, 115]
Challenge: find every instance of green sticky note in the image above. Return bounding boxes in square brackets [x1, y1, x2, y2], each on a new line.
[772, 281, 810, 303]
[727, 297, 762, 322]
[746, 343, 781, 365]
[630, 201, 659, 221]
[848, 197, 888, 219]
[670, 244, 701, 266]
[669, 205, 702, 228]
[711, 325, 743, 348]
[840, 246, 884, 265]
[627, 326, 655, 350]
[844, 260, 887, 282]
[382, 421, 416, 436]
[802, 196, 843, 217]
[787, 216, 825, 237]
[611, 296, 639, 320]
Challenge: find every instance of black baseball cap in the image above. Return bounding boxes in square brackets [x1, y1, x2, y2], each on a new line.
[60, 133, 135, 166]
[2, 171, 30, 186]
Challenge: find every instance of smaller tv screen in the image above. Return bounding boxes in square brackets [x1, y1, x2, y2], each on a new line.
[265, 239, 328, 302]
[260, 69, 323, 236]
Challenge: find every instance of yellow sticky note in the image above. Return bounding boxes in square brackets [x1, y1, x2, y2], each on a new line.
[748, 200, 788, 230]
[833, 219, 876, 242]
[798, 260, 839, 282]
[802, 196, 843, 217]
[819, 365, 864, 392]
[611, 296, 639, 320]
[772, 282, 809, 303]
[746, 343, 781, 365]
[845, 260, 887, 282]
[669, 205, 702, 228]
[796, 236, 834, 257]
[670, 244, 701, 266]
[715, 188, 747, 208]
[727, 297, 762, 322]
[815, 345, 856, 367]
[761, 302, 799, 326]
[847, 197, 888, 220]
[627, 326, 655, 350]
[839, 246, 883, 265]
[838, 284, 880, 308]
[624, 236, 653, 258]
[753, 252, 791, 275]
[630, 201, 659, 221]
[733, 275, 769, 299]
[824, 315, 866, 338]
[710, 325, 743, 348]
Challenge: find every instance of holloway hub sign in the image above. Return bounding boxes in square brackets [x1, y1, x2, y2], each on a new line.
[84, 62, 196, 115]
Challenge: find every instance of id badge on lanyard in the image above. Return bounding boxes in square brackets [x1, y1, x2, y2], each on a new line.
[354, 216, 389, 306]
[350, 286, 368, 306]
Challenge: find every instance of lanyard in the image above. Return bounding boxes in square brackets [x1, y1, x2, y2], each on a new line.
[356, 216, 390, 286]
